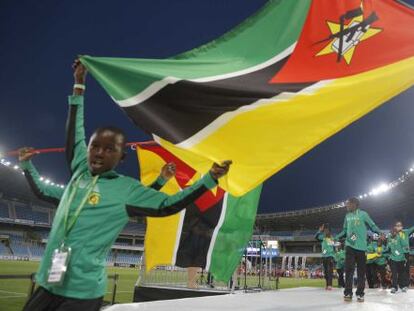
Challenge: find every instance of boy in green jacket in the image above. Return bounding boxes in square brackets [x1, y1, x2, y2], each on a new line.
[334, 243, 345, 288]
[366, 237, 378, 288]
[395, 221, 414, 290]
[315, 224, 335, 290]
[386, 226, 409, 293]
[374, 238, 388, 289]
[335, 197, 382, 302]
[21, 59, 232, 311]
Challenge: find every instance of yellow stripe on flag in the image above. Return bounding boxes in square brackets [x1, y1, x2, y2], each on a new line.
[137, 146, 182, 271]
[158, 56, 414, 196]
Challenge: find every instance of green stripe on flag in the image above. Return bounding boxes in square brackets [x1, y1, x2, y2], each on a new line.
[80, 0, 311, 101]
[208, 185, 262, 282]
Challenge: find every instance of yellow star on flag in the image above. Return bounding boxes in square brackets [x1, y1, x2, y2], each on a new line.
[316, 14, 382, 64]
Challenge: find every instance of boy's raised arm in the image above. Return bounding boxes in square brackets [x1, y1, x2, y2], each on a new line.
[19, 147, 64, 206]
[66, 59, 88, 175]
[406, 226, 414, 235]
[126, 161, 231, 217]
[315, 225, 324, 241]
[148, 163, 176, 191]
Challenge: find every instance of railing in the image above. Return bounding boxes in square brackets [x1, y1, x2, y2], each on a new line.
[136, 242, 280, 292]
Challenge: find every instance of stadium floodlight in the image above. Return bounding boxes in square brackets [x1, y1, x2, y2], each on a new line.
[45, 179, 51, 184]
[51, 182, 55, 186]
[410, 168, 413, 172]
[5, 161, 11, 166]
[371, 183, 390, 196]
[13, 165, 19, 170]
[359, 195, 363, 199]
[39, 177, 44, 181]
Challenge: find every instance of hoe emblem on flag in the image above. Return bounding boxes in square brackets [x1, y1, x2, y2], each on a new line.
[316, 3, 382, 64]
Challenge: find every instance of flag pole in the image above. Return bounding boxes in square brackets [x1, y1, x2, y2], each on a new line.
[3, 141, 157, 157]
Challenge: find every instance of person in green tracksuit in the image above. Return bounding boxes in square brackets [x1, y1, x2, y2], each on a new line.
[334, 243, 345, 288]
[374, 238, 388, 289]
[366, 237, 378, 288]
[395, 221, 414, 289]
[385, 227, 409, 293]
[20, 59, 232, 311]
[315, 224, 335, 290]
[335, 197, 382, 302]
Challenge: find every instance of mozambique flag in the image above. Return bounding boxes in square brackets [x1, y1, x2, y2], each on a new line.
[81, 0, 414, 196]
[137, 143, 262, 282]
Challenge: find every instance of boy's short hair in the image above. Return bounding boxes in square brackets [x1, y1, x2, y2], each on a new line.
[348, 197, 360, 207]
[93, 126, 127, 146]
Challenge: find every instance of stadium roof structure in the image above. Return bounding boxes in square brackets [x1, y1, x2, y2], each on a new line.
[256, 172, 414, 232]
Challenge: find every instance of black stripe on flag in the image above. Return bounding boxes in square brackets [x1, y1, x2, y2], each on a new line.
[123, 57, 314, 144]
[175, 200, 223, 268]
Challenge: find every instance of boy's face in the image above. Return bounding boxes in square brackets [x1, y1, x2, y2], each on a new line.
[346, 200, 357, 212]
[87, 130, 125, 175]
[395, 222, 403, 232]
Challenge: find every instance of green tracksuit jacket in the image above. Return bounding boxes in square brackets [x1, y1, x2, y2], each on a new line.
[335, 209, 381, 252]
[315, 231, 335, 258]
[366, 241, 378, 264]
[374, 245, 387, 266]
[398, 227, 414, 254]
[21, 95, 218, 299]
[334, 249, 345, 269]
[385, 235, 406, 262]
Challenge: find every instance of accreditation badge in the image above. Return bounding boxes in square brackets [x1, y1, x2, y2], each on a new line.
[47, 245, 71, 285]
[348, 233, 357, 245]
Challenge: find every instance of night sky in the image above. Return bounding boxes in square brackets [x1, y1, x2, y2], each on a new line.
[1, 0, 414, 213]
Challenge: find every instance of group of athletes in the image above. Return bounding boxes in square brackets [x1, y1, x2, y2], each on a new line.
[316, 197, 413, 302]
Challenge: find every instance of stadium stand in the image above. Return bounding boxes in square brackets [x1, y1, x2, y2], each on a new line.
[0, 201, 10, 218]
[256, 173, 414, 233]
[1, 156, 413, 267]
[0, 241, 9, 256]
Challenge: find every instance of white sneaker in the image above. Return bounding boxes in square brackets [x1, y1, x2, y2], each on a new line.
[357, 295, 364, 302]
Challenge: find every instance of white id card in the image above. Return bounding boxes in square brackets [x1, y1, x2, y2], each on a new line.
[47, 247, 71, 285]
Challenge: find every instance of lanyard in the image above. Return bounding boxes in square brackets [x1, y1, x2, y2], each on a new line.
[62, 173, 99, 243]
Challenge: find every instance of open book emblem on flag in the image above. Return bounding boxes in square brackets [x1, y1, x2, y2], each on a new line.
[316, 3, 382, 64]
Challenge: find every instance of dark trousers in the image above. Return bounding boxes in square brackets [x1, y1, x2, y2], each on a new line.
[376, 264, 387, 288]
[390, 260, 407, 290]
[337, 268, 345, 288]
[344, 246, 366, 297]
[23, 287, 103, 311]
[366, 263, 377, 288]
[322, 257, 334, 287]
[404, 253, 410, 288]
